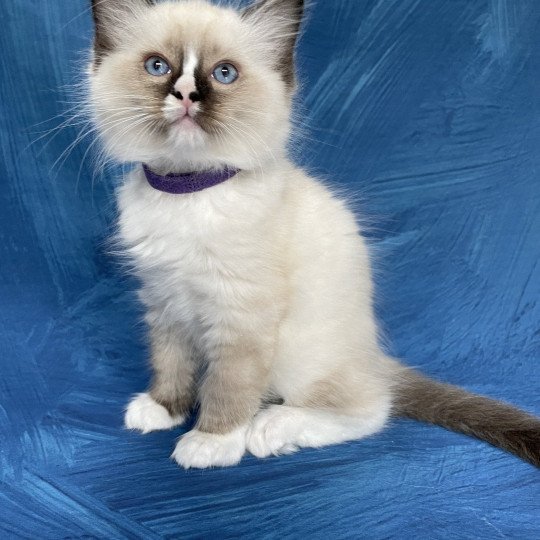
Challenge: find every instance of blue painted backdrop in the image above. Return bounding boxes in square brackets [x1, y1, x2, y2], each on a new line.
[1, 0, 539, 538]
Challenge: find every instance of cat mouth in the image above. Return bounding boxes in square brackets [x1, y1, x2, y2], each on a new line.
[178, 116, 198, 127]
[161, 98, 206, 134]
[173, 112, 203, 132]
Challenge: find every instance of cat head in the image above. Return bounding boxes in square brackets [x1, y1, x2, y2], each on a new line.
[89, 0, 304, 172]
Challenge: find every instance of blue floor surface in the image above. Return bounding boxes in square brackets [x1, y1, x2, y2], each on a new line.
[1, 1, 539, 538]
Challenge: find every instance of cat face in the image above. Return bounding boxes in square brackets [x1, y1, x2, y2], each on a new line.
[89, 0, 304, 171]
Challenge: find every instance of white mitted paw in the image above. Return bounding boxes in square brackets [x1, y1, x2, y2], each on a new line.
[124, 393, 185, 434]
[247, 406, 301, 458]
[172, 427, 247, 469]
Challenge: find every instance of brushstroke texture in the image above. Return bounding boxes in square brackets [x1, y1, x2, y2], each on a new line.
[0, 0, 539, 538]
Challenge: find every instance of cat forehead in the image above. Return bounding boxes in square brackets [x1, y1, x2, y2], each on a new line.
[126, 1, 249, 56]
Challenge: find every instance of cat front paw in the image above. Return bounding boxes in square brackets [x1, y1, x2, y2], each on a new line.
[172, 427, 247, 469]
[124, 393, 185, 434]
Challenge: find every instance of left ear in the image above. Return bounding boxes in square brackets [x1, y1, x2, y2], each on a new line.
[91, 0, 155, 63]
[242, 0, 305, 88]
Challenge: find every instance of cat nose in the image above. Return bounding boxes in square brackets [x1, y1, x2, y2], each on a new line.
[171, 90, 201, 108]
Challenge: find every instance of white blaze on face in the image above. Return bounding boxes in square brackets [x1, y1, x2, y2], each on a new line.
[163, 47, 202, 127]
[174, 48, 199, 105]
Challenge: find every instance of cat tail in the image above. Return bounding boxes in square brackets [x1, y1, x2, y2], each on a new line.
[393, 370, 540, 467]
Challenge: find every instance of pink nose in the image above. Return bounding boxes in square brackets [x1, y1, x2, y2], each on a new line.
[171, 90, 200, 111]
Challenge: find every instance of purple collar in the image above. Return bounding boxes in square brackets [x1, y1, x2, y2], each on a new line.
[142, 164, 241, 194]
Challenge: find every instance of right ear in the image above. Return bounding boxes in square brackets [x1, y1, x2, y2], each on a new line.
[241, 0, 305, 89]
[91, 0, 154, 62]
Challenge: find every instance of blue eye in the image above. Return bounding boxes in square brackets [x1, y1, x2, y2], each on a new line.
[145, 56, 171, 77]
[212, 63, 239, 84]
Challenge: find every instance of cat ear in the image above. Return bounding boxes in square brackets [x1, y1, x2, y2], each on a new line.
[91, 0, 154, 62]
[242, 0, 305, 88]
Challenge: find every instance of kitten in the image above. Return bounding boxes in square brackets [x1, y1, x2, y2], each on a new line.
[88, 0, 540, 469]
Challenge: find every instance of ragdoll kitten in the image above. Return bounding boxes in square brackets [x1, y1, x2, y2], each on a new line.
[88, 0, 540, 468]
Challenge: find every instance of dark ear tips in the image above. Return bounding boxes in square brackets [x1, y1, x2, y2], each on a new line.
[242, 0, 305, 89]
[91, 0, 155, 63]
[91, 0, 113, 61]
[242, 0, 305, 23]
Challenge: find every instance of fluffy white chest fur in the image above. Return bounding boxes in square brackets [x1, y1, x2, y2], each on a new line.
[118, 166, 288, 334]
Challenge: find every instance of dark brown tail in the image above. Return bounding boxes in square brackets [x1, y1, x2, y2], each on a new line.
[394, 371, 540, 467]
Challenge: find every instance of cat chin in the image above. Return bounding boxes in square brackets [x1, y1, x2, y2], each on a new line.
[167, 125, 207, 149]
[100, 132, 210, 168]
[105, 129, 281, 172]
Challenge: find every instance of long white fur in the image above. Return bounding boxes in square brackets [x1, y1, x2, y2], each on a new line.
[117, 163, 393, 467]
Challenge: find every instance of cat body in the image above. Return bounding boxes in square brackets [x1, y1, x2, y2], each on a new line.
[89, 0, 540, 468]
[118, 163, 394, 466]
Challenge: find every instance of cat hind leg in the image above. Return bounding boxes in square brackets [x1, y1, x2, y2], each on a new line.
[246, 403, 390, 458]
